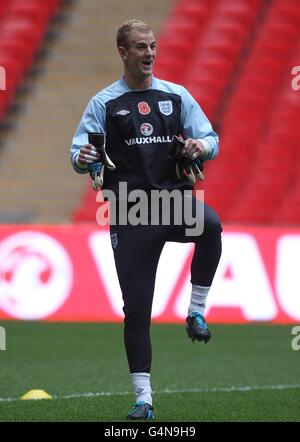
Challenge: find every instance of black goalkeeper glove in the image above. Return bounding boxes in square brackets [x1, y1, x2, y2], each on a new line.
[88, 133, 116, 191]
[169, 135, 204, 185]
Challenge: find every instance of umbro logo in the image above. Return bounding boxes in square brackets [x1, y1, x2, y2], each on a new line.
[116, 109, 130, 116]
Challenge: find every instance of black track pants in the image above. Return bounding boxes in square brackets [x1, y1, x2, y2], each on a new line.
[110, 198, 222, 373]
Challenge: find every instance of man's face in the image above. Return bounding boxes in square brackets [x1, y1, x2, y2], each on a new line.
[120, 30, 156, 80]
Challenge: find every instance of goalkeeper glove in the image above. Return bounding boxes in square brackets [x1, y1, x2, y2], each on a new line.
[169, 135, 204, 185]
[87, 132, 116, 191]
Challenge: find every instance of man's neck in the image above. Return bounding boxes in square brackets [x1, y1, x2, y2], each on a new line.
[123, 74, 152, 90]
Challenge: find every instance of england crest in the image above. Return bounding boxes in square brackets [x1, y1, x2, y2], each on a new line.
[110, 233, 118, 249]
[158, 101, 173, 116]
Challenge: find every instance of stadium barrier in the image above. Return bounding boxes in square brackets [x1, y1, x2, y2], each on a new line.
[0, 224, 299, 323]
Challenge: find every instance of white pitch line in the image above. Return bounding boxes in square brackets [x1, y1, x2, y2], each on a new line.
[0, 384, 300, 403]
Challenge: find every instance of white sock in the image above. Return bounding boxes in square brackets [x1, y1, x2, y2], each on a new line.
[188, 284, 210, 316]
[130, 372, 152, 405]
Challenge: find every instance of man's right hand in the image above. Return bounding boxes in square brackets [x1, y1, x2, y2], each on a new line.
[77, 139, 116, 191]
[77, 144, 101, 165]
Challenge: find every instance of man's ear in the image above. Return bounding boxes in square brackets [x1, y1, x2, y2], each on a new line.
[118, 46, 127, 61]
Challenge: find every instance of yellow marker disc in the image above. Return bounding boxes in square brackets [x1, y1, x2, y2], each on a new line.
[21, 390, 53, 400]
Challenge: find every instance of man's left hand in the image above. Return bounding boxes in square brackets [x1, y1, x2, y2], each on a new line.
[184, 138, 205, 160]
[169, 135, 205, 184]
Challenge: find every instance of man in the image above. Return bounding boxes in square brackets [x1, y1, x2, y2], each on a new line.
[70, 19, 222, 420]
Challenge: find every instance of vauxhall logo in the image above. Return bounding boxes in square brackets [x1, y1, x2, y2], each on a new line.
[125, 135, 172, 146]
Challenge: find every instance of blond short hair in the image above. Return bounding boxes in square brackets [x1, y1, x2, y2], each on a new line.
[117, 19, 152, 48]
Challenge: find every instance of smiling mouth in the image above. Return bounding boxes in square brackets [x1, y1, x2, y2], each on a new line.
[142, 60, 153, 68]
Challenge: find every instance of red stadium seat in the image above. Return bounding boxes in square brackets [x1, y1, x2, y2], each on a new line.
[0, 40, 35, 70]
[154, 56, 183, 83]
[0, 18, 45, 53]
[200, 39, 241, 60]
[208, 21, 248, 41]
[158, 37, 194, 58]
[217, 4, 257, 25]
[20, 0, 61, 16]
[0, 54, 24, 89]
[172, 0, 211, 24]
[188, 57, 232, 78]
[6, 8, 50, 31]
[252, 40, 291, 58]
[0, 0, 62, 123]
[160, 19, 200, 42]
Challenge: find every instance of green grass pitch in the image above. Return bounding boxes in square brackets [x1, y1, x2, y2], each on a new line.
[0, 321, 299, 422]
